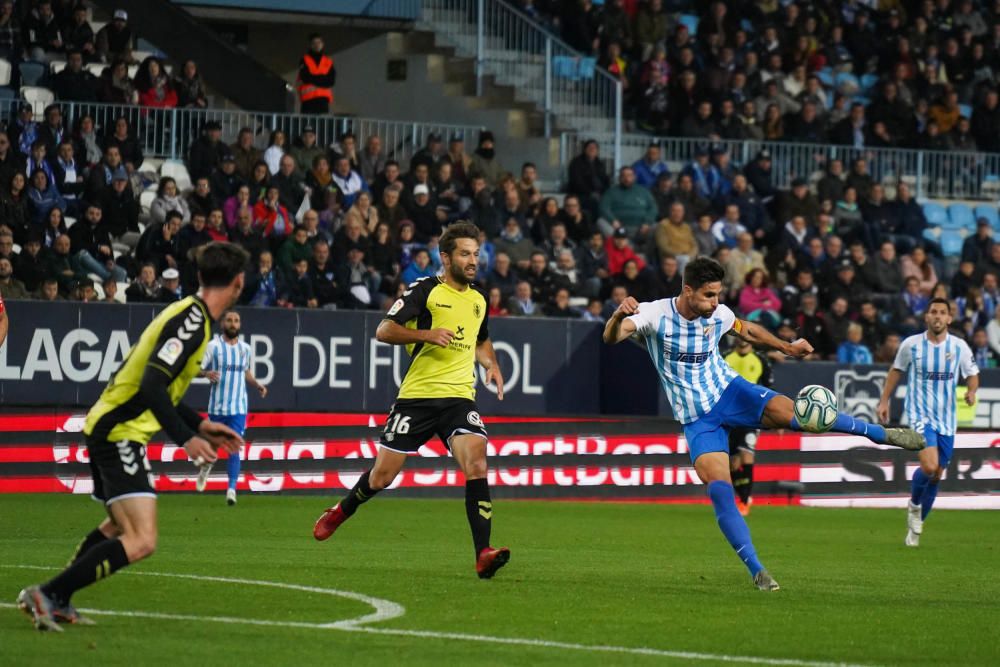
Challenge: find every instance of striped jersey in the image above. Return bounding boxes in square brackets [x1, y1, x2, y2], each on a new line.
[892, 333, 978, 436]
[201, 335, 252, 416]
[627, 298, 740, 424]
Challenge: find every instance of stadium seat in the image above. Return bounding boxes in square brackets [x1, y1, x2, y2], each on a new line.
[0, 58, 11, 86]
[973, 205, 1000, 230]
[64, 216, 77, 229]
[20, 85, 54, 114]
[85, 63, 105, 77]
[139, 189, 156, 215]
[958, 104, 973, 119]
[49, 60, 67, 74]
[947, 203, 975, 229]
[816, 68, 834, 88]
[835, 72, 859, 95]
[18, 61, 45, 86]
[11, 242, 20, 254]
[0, 86, 16, 101]
[860, 73, 879, 93]
[922, 228, 940, 244]
[852, 95, 870, 108]
[940, 229, 964, 256]
[678, 14, 699, 35]
[161, 160, 193, 192]
[922, 202, 948, 226]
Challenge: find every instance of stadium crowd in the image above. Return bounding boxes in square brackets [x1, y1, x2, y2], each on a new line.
[0, 1, 997, 369]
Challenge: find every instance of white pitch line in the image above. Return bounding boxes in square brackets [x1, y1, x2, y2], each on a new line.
[2, 564, 872, 667]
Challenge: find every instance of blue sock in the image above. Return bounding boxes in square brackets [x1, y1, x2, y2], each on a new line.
[920, 481, 939, 521]
[707, 480, 764, 577]
[830, 413, 886, 443]
[226, 449, 241, 491]
[910, 468, 930, 505]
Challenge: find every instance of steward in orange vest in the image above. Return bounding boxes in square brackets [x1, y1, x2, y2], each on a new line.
[298, 34, 336, 114]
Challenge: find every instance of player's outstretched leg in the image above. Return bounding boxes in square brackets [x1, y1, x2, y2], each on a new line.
[18, 497, 155, 631]
[313, 448, 406, 541]
[765, 395, 925, 451]
[451, 434, 509, 579]
[696, 451, 777, 591]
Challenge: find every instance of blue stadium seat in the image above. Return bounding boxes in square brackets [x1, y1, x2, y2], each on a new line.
[959, 104, 973, 119]
[577, 57, 596, 79]
[973, 205, 1000, 230]
[678, 14, 699, 35]
[940, 230, 964, 256]
[947, 203, 975, 230]
[835, 72, 859, 92]
[552, 55, 578, 81]
[0, 86, 15, 101]
[816, 68, 834, 88]
[923, 202, 948, 226]
[922, 228, 941, 244]
[860, 73, 879, 93]
[18, 61, 44, 86]
[852, 95, 870, 107]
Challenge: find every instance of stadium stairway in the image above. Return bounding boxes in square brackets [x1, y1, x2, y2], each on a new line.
[88, 0, 291, 111]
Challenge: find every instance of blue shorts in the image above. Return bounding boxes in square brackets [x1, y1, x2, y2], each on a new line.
[208, 413, 247, 437]
[917, 424, 955, 467]
[682, 377, 778, 464]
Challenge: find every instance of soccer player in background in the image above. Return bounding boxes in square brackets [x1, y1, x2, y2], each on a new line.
[312, 222, 511, 579]
[723, 338, 773, 516]
[196, 309, 268, 505]
[603, 257, 925, 591]
[17, 243, 248, 631]
[877, 299, 979, 547]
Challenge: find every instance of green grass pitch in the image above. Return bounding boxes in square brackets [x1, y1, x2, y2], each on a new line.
[2, 494, 998, 666]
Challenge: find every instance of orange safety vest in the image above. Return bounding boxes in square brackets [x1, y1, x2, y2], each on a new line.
[298, 53, 334, 103]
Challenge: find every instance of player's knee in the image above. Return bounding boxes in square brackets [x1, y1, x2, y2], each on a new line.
[368, 469, 398, 490]
[122, 532, 157, 561]
[463, 458, 488, 480]
[921, 461, 938, 477]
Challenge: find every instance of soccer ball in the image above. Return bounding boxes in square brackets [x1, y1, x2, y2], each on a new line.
[793, 385, 838, 433]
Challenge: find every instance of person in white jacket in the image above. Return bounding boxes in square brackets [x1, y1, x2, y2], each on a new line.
[149, 177, 191, 225]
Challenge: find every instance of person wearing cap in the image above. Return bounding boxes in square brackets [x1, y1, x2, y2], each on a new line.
[469, 130, 504, 188]
[23, 0, 62, 64]
[290, 126, 325, 180]
[359, 135, 386, 185]
[409, 133, 444, 173]
[187, 120, 228, 181]
[96, 8, 135, 64]
[605, 226, 646, 276]
[157, 267, 181, 303]
[405, 183, 441, 242]
[210, 151, 243, 201]
[297, 33, 336, 114]
[442, 134, 471, 185]
[598, 166, 658, 241]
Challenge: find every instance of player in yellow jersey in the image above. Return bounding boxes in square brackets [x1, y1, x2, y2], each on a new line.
[313, 222, 510, 579]
[17, 243, 249, 632]
[723, 338, 773, 516]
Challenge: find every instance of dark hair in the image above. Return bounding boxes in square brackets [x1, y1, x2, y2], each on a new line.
[928, 297, 950, 310]
[157, 176, 177, 197]
[439, 221, 480, 255]
[521, 161, 536, 171]
[165, 211, 184, 223]
[197, 242, 250, 288]
[683, 257, 726, 289]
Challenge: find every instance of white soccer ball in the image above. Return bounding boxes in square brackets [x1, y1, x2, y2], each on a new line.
[793, 384, 838, 433]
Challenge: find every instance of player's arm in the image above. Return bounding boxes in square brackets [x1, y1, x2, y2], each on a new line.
[474, 290, 504, 399]
[876, 368, 905, 424]
[728, 318, 813, 358]
[965, 372, 980, 406]
[377, 278, 453, 347]
[245, 369, 267, 398]
[960, 342, 980, 406]
[603, 296, 640, 344]
[197, 341, 220, 383]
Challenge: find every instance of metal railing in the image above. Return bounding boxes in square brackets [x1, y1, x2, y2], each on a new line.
[1, 99, 483, 165]
[419, 0, 622, 171]
[560, 131, 1000, 202]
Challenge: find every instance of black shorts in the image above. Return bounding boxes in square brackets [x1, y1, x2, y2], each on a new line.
[87, 438, 156, 505]
[379, 398, 488, 454]
[728, 428, 759, 455]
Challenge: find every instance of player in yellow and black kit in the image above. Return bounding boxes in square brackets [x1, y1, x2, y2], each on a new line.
[313, 222, 511, 579]
[723, 338, 774, 516]
[17, 243, 249, 632]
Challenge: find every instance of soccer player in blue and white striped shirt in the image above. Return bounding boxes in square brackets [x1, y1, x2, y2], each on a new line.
[604, 258, 925, 591]
[196, 310, 267, 505]
[877, 298, 980, 547]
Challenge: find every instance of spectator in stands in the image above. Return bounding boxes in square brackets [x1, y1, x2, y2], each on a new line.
[567, 140, 609, 217]
[96, 9, 135, 64]
[368, 221, 397, 282]
[11, 104, 38, 158]
[726, 232, 765, 285]
[174, 59, 208, 108]
[330, 155, 366, 209]
[344, 190, 378, 235]
[470, 130, 503, 188]
[263, 130, 286, 176]
[27, 168, 65, 228]
[14, 231, 45, 293]
[151, 176, 191, 225]
[68, 203, 126, 283]
[304, 154, 335, 211]
[744, 150, 776, 203]
[0, 255, 27, 299]
[900, 275, 930, 319]
[605, 227, 644, 277]
[26, 139, 55, 189]
[253, 185, 292, 241]
[832, 186, 864, 247]
[52, 50, 99, 101]
[210, 152, 241, 201]
[900, 245, 937, 296]
[186, 177, 216, 218]
[136, 211, 182, 272]
[188, 120, 227, 181]
[307, 239, 338, 307]
[857, 300, 889, 351]
[374, 184, 403, 232]
[135, 56, 178, 108]
[125, 263, 163, 303]
[297, 33, 336, 114]
[336, 242, 381, 309]
[359, 135, 386, 185]
[100, 277, 119, 303]
[873, 240, 905, 295]
[692, 213, 717, 258]
[631, 144, 669, 189]
[838, 322, 874, 364]
[712, 204, 748, 250]
[507, 279, 538, 317]
[178, 211, 211, 257]
[962, 218, 995, 264]
[85, 145, 122, 204]
[486, 286, 508, 317]
[2, 171, 29, 244]
[830, 103, 868, 148]
[515, 162, 541, 215]
[330, 132, 360, 173]
[598, 166, 658, 242]
[977, 243, 1000, 282]
[816, 159, 845, 205]
[275, 224, 313, 276]
[738, 268, 782, 329]
[241, 251, 279, 307]
[229, 206, 265, 260]
[485, 250, 517, 298]
[971, 327, 999, 368]
[290, 126, 324, 180]
[230, 127, 260, 182]
[98, 58, 136, 104]
[100, 168, 139, 247]
[493, 215, 534, 272]
[615, 258, 653, 302]
[409, 133, 443, 173]
[544, 286, 580, 319]
[780, 267, 818, 318]
[971, 90, 1000, 152]
[400, 247, 435, 284]
[49, 139, 83, 216]
[73, 115, 101, 170]
[654, 202, 696, 266]
[24, 0, 62, 63]
[777, 178, 819, 229]
[0, 0, 20, 63]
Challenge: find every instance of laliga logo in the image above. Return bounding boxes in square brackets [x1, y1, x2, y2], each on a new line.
[53, 414, 93, 495]
[834, 369, 887, 422]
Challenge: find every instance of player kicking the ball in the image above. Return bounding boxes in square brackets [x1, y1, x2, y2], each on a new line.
[877, 298, 979, 547]
[313, 222, 510, 579]
[603, 257, 925, 590]
[16, 243, 248, 631]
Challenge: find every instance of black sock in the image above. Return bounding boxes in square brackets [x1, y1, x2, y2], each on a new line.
[465, 478, 492, 556]
[340, 470, 379, 517]
[67, 528, 109, 566]
[732, 465, 751, 504]
[742, 463, 754, 502]
[43, 539, 129, 604]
